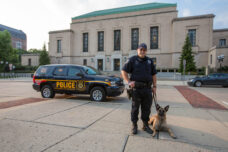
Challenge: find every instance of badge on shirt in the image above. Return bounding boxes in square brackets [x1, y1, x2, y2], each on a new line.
[135, 60, 139, 65]
[147, 60, 151, 64]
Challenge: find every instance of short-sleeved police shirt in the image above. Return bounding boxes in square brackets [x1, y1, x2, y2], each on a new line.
[122, 55, 157, 82]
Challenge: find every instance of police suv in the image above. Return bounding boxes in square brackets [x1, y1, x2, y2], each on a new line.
[32, 64, 124, 101]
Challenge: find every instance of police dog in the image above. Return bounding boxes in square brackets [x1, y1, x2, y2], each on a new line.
[148, 104, 177, 139]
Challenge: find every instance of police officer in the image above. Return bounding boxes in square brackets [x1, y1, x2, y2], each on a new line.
[121, 43, 157, 135]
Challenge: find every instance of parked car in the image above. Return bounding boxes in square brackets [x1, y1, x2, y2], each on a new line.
[32, 64, 124, 101]
[187, 73, 228, 87]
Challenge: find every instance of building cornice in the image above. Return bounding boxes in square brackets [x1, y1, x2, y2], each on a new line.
[172, 14, 215, 23]
[49, 29, 73, 34]
[213, 28, 228, 32]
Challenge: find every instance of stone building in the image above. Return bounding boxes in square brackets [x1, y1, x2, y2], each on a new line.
[209, 29, 228, 69]
[21, 54, 40, 66]
[48, 2, 227, 72]
[0, 24, 27, 50]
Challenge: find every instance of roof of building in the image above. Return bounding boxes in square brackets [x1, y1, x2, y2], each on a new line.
[0, 24, 26, 40]
[72, 2, 177, 20]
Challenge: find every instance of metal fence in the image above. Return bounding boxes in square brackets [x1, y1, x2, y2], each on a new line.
[0, 72, 200, 80]
[103, 71, 199, 81]
[156, 72, 198, 80]
[0, 73, 33, 78]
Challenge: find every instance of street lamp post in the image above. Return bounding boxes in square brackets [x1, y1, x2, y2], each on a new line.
[217, 54, 224, 70]
[0, 61, 3, 78]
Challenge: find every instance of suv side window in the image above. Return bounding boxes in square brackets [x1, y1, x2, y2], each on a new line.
[53, 67, 67, 76]
[68, 67, 81, 77]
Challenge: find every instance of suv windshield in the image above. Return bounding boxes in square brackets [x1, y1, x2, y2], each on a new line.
[83, 66, 102, 75]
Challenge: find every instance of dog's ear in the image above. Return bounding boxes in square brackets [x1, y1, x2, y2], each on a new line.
[156, 104, 160, 110]
[164, 105, 169, 112]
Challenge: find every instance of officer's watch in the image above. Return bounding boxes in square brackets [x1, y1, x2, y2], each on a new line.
[153, 85, 157, 88]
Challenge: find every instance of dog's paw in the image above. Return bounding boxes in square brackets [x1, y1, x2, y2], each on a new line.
[171, 136, 177, 139]
[152, 133, 156, 137]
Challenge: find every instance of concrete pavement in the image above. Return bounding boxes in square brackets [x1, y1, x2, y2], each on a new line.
[0, 82, 228, 152]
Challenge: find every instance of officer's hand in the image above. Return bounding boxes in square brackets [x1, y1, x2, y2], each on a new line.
[128, 81, 135, 88]
[152, 87, 156, 94]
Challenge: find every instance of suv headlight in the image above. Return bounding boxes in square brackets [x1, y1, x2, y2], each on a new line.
[110, 81, 117, 86]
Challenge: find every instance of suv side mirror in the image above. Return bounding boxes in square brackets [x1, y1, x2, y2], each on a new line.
[76, 73, 84, 78]
[31, 74, 34, 78]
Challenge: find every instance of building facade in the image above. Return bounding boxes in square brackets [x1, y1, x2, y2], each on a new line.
[49, 2, 227, 72]
[0, 24, 27, 50]
[208, 29, 228, 69]
[21, 54, 40, 66]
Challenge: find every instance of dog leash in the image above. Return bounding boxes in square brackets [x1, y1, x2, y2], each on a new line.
[152, 93, 158, 111]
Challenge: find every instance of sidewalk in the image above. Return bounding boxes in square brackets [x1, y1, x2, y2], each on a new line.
[0, 86, 227, 152]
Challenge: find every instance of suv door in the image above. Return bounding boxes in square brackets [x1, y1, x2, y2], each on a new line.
[52, 66, 68, 91]
[67, 66, 87, 93]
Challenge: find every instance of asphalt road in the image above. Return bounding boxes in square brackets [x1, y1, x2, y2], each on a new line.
[0, 81, 228, 152]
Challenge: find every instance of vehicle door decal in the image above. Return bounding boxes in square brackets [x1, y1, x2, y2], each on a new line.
[34, 79, 111, 89]
[55, 81, 76, 90]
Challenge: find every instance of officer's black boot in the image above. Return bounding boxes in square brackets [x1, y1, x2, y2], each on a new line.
[142, 121, 153, 134]
[131, 123, 138, 135]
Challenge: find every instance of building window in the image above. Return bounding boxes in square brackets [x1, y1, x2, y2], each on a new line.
[57, 40, 61, 53]
[150, 27, 159, 49]
[188, 29, 196, 46]
[97, 59, 103, 71]
[16, 41, 22, 49]
[114, 59, 120, 71]
[98, 31, 104, 51]
[219, 39, 226, 47]
[131, 28, 139, 50]
[83, 59, 87, 66]
[210, 54, 212, 64]
[114, 30, 121, 51]
[28, 58, 31, 66]
[83, 33, 88, 52]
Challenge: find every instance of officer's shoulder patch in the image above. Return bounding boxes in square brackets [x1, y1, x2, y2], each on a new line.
[147, 60, 151, 64]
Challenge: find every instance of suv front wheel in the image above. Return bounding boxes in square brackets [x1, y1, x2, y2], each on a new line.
[41, 85, 55, 98]
[90, 87, 106, 101]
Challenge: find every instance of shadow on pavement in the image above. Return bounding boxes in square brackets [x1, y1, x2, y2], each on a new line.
[169, 124, 228, 152]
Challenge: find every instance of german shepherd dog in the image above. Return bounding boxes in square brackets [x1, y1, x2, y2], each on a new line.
[148, 104, 177, 139]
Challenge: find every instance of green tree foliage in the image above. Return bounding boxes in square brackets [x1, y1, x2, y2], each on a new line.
[0, 30, 20, 71]
[39, 44, 50, 65]
[8, 48, 19, 64]
[179, 36, 196, 74]
[0, 30, 12, 62]
[28, 48, 42, 54]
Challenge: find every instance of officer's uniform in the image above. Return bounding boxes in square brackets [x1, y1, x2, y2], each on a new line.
[122, 55, 157, 125]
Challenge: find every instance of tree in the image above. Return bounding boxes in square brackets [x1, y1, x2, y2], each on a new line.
[39, 44, 50, 65]
[0, 30, 12, 62]
[179, 35, 196, 74]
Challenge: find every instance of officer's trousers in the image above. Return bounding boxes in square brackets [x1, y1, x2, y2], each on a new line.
[131, 88, 152, 124]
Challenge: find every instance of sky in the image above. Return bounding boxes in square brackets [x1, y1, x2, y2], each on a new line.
[1, 0, 228, 50]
